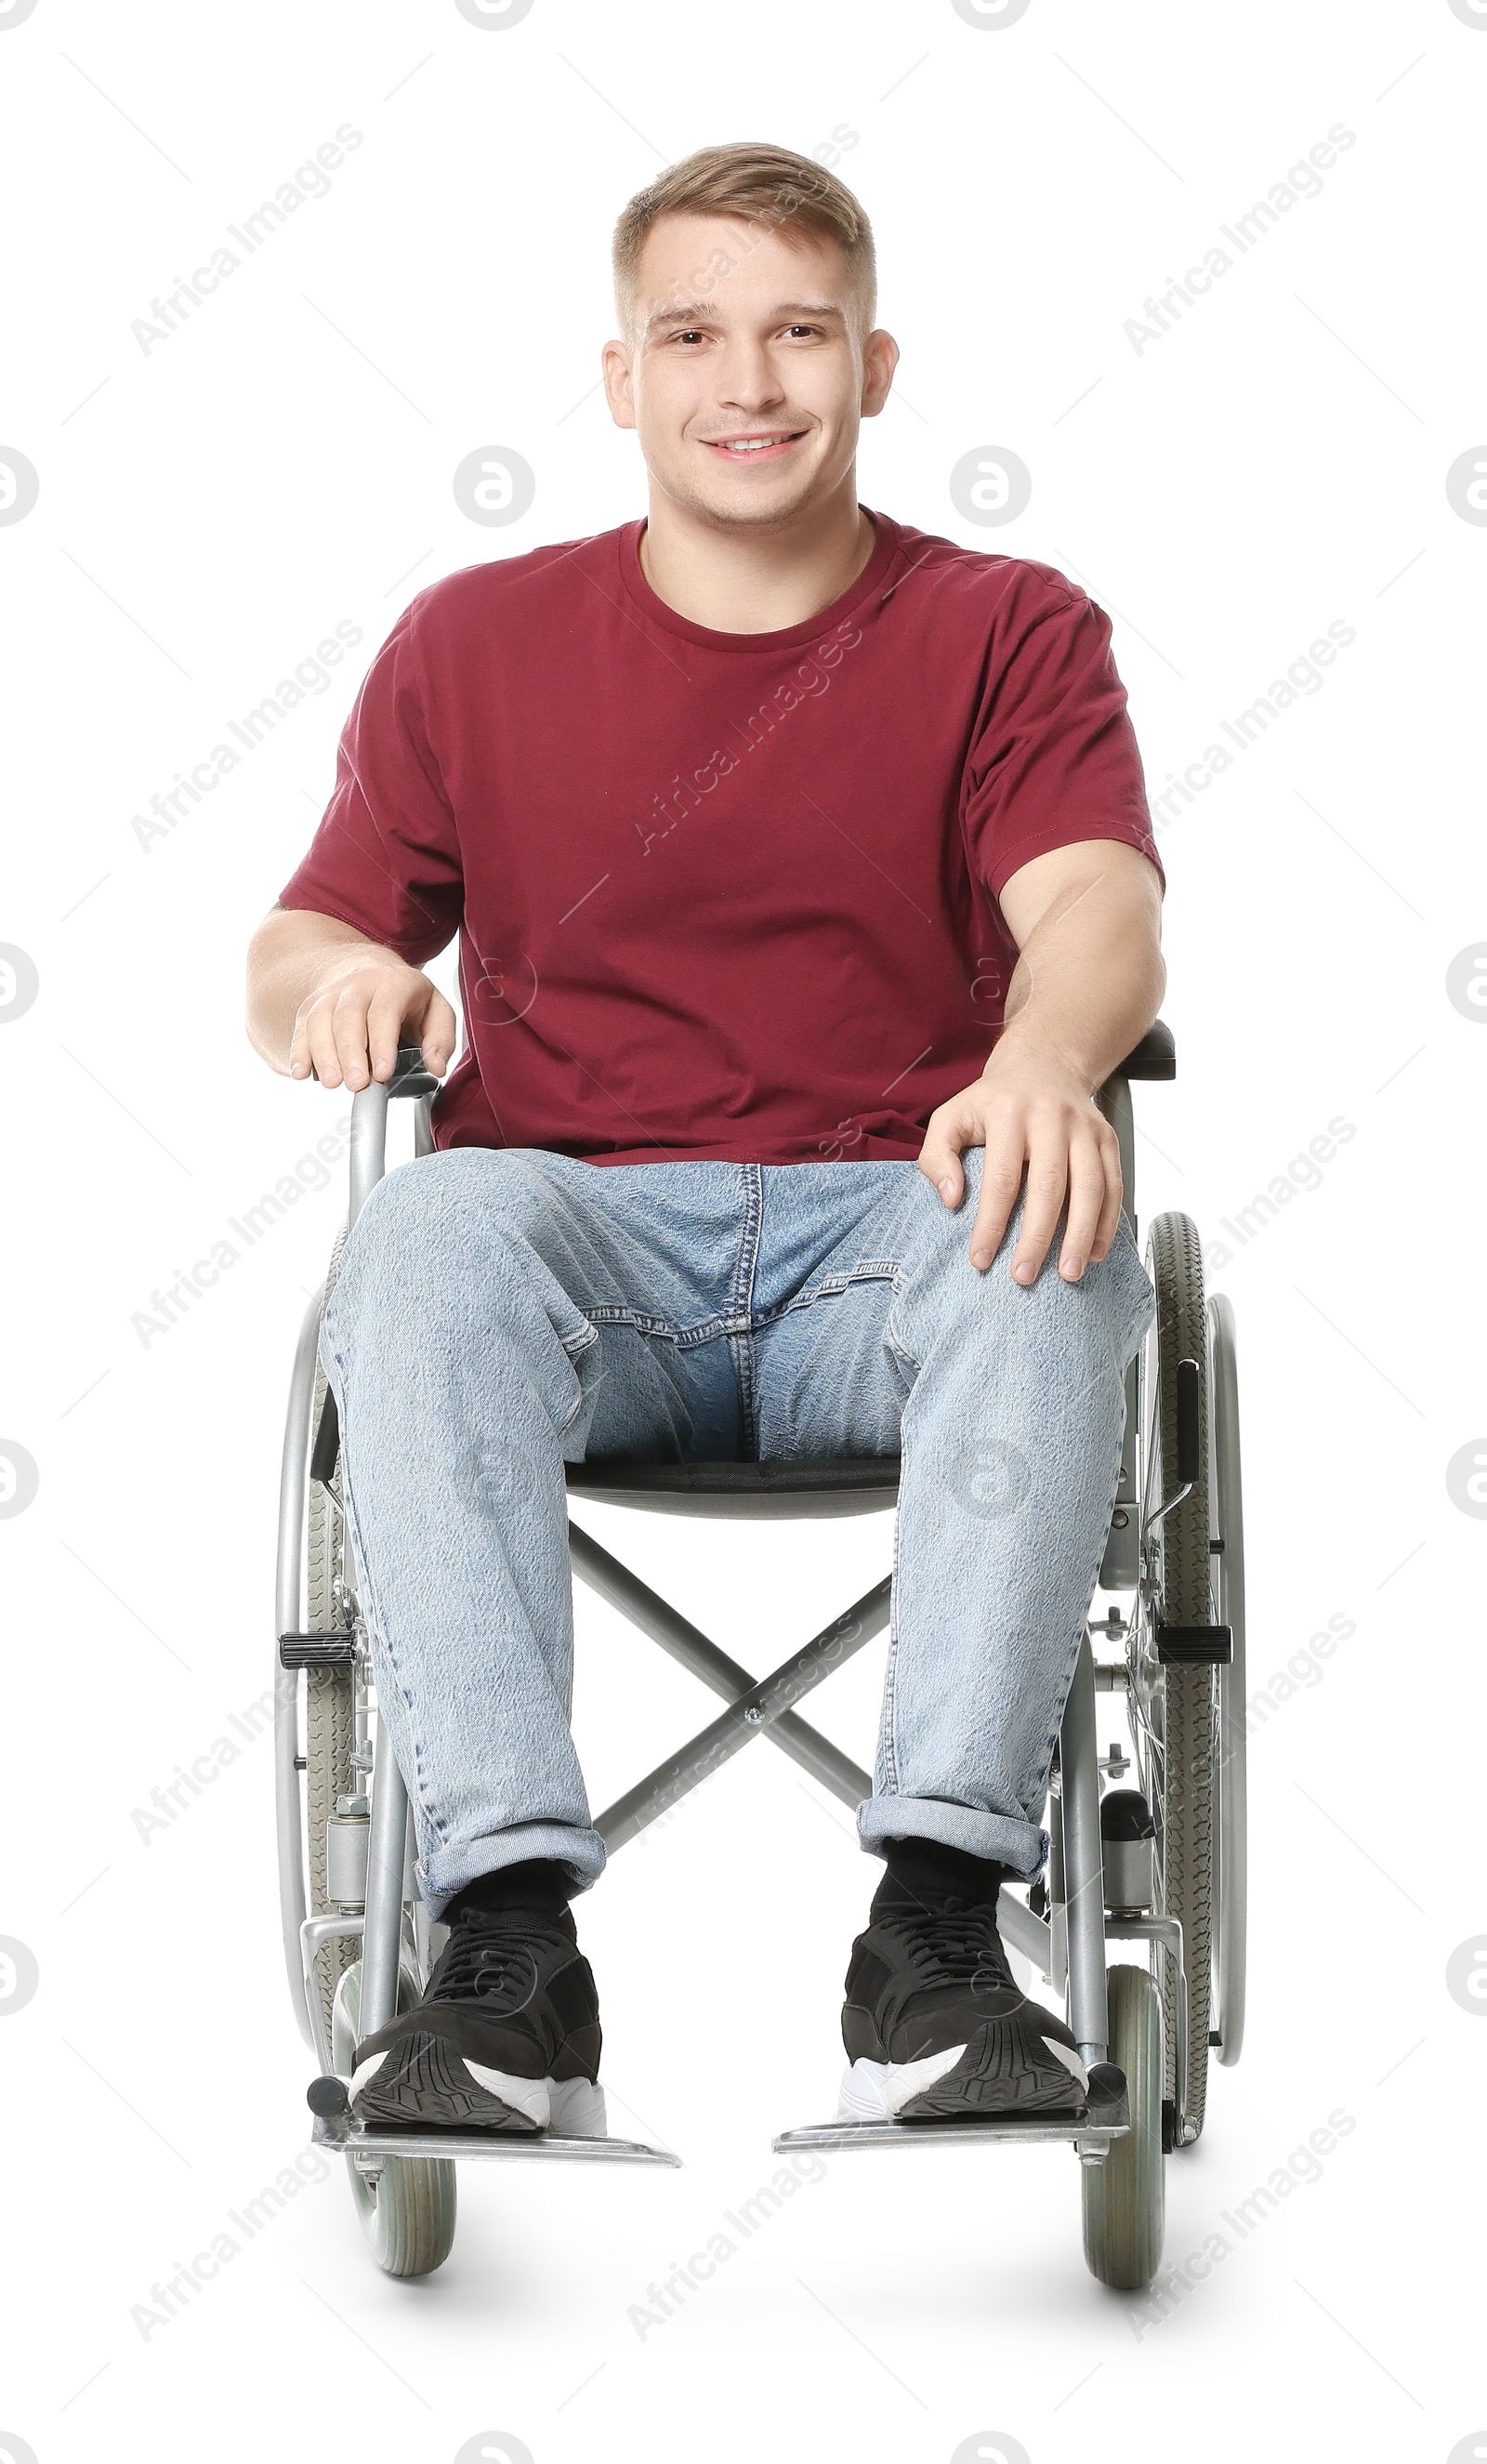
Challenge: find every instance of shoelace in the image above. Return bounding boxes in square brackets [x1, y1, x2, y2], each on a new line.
[883, 1904, 1014, 1994]
[432, 1918, 563, 2010]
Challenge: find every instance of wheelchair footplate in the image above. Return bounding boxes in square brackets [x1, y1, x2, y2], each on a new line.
[771, 2062, 1129, 2155]
[309, 2100, 681, 2168]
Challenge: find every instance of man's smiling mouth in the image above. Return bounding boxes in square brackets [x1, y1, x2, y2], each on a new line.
[701, 430, 809, 458]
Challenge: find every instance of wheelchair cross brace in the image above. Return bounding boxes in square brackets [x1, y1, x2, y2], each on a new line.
[574, 1527, 885, 1847]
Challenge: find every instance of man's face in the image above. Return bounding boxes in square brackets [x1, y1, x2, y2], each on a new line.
[603, 212, 896, 533]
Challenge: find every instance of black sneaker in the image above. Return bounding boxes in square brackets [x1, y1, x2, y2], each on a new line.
[350, 1904, 604, 2137]
[839, 1852, 1087, 2124]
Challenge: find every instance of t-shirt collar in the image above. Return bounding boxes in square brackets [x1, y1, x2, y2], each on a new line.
[616, 505, 902, 651]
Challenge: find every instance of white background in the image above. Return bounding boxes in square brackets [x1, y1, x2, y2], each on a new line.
[1, 2, 1482, 2458]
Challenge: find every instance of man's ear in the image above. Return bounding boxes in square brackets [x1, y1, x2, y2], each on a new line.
[601, 336, 638, 430]
[861, 328, 900, 420]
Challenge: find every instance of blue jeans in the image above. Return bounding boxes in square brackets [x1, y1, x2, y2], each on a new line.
[321, 1147, 1156, 1917]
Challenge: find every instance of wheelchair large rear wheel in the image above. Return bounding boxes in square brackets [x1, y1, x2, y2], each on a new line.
[1136, 1211, 1217, 2145]
[333, 1965, 457, 2279]
[306, 1232, 359, 2044]
[1082, 1962, 1165, 2288]
[1208, 1292, 1247, 2065]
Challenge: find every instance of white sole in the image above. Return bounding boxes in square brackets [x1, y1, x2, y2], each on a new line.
[836, 2044, 966, 2123]
[349, 2050, 607, 2137]
[836, 2033, 1089, 2123]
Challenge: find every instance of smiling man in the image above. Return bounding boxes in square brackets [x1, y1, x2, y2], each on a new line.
[248, 142, 1165, 2139]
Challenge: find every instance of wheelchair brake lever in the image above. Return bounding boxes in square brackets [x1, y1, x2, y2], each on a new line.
[1143, 1477, 1193, 1546]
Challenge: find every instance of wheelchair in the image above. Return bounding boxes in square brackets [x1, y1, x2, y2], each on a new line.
[274, 1021, 1246, 2289]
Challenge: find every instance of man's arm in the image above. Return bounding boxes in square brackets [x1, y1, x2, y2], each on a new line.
[245, 904, 457, 1092]
[918, 837, 1165, 1285]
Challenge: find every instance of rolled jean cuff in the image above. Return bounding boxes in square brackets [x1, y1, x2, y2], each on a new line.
[857, 1794, 1047, 1882]
[416, 1819, 607, 1918]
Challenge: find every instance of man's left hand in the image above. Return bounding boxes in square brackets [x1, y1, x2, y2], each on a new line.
[917, 1039, 1124, 1285]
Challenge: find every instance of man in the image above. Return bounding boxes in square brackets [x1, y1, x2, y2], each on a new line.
[247, 142, 1163, 2138]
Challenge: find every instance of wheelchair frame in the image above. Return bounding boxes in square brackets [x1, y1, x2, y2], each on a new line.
[273, 1024, 1247, 2284]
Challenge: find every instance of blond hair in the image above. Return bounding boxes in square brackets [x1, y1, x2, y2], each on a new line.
[612, 141, 876, 339]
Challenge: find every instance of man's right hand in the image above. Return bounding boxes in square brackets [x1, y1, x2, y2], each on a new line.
[246, 906, 458, 1092]
[290, 949, 457, 1091]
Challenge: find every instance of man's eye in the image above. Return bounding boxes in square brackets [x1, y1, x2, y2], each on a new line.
[672, 330, 704, 346]
[784, 324, 818, 339]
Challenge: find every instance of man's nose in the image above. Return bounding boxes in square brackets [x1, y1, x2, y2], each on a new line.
[712, 338, 789, 410]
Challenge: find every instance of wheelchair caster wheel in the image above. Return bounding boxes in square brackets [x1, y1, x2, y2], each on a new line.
[331, 1964, 456, 2279]
[1082, 1965, 1165, 2289]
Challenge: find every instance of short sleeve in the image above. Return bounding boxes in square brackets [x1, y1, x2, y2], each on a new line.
[278, 599, 464, 964]
[962, 586, 1165, 903]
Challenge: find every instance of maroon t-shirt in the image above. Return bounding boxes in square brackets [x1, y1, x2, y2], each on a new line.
[279, 508, 1163, 1166]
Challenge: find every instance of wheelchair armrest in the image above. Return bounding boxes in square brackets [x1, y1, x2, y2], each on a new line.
[1107, 1019, 1176, 1085]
